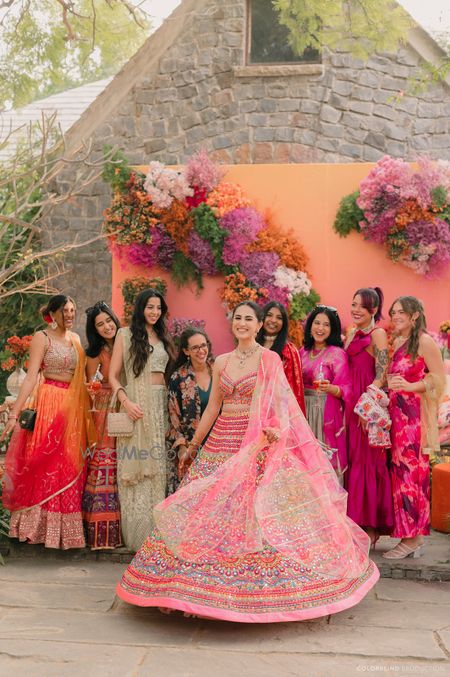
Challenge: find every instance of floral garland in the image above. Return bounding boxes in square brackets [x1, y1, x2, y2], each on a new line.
[104, 149, 319, 344]
[333, 156, 450, 277]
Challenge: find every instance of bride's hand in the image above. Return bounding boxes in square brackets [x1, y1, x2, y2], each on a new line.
[262, 427, 280, 444]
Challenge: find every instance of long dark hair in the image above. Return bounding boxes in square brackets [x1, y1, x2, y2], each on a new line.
[41, 294, 76, 322]
[389, 296, 427, 360]
[129, 288, 174, 378]
[303, 306, 343, 350]
[256, 301, 289, 357]
[85, 301, 121, 358]
[171, 327, 212, 374]
[353, 286, 384, 322]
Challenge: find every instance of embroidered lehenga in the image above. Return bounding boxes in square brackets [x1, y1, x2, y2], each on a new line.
[82, 348, 122, 549]
[117, 350, 378, 622]
[116, 328, 169, 552]
[3, 333, 95, 549]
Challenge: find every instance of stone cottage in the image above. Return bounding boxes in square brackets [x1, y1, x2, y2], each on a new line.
[44, 0, 450, 324]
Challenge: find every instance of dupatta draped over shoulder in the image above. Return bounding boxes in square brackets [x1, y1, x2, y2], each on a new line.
[155, 349, 371, 580]
[3, 335, 96, 512]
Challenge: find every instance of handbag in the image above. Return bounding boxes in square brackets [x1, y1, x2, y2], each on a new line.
[19, 408, 37, 431]
[107, 388, 134, 437]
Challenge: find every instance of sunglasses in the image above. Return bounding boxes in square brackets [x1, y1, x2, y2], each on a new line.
[86, 301, 111, 315]
[316, 304, 337, 313]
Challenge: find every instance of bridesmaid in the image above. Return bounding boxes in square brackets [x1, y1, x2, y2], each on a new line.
[300, 305, 352, 483]
[83, 301, 122, 550]
[383, 296, 445, 559]
[256, 301, 305, 413]
[345, 287, 393, 547]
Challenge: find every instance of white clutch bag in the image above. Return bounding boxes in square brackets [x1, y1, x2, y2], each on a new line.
[107, 389, 134, 437]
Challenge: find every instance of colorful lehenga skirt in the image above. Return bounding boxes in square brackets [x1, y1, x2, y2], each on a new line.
[82, 386, 122, 549]
[117, 406, 378, 622]
[9, 380, 86, 549]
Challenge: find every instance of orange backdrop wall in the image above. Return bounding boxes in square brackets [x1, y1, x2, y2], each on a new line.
[112, 163, 450, 355]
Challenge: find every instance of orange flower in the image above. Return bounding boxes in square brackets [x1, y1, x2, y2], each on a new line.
[220, 272, 261, 311]
[288, 320, 304, 348]
[394, 199, 434, 230]
[206, 183, 251, 218]
[249, 212, 310, 274]
[157, 200, 193, 256]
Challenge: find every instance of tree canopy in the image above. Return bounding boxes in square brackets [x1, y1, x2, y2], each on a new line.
[0, 0, 150, 109]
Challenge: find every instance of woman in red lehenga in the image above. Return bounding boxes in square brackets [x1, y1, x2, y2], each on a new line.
[256, 301, 305, 414]
[116, 301, 378, 623]
[1, 295, 95, 549]
[383, 296, 445, 560]
[83, 301, 122, 549]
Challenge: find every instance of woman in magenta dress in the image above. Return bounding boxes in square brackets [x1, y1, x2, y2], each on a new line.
[256, 301, 305, 414]
[383, 296, 445, 560]
[345, 287, 393, 547]
[300, 305, 352, 484]
[116, 301, 378, 623]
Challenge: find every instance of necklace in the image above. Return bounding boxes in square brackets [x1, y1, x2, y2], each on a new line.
[263, 334, 276, 342]
[309, 346, 326, 360]
[234, 343, 260, 368]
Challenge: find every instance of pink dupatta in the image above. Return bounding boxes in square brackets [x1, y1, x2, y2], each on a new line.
[154, 350, 370, 579]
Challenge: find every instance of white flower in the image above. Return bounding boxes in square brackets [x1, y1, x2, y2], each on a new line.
[273, 266, 312, 300]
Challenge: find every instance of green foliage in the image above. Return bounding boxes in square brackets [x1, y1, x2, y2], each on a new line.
[431, 186, 448, 210]
[171, 252, 203, 291]
[333, 191, 365, 237]
[120, 276, 168, 325]
[102, 146, 137, 193]
[0, 0, 150, 109]
[290, 288, 321, 321]
[273, 0, 412, 60]
[191, 203, 233, 273]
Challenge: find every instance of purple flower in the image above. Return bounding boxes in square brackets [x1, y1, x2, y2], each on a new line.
[220, 207, 265, 266]
[153, 224, 177, 269]
[260, 282, 290, 308]
[188, 231, 218, 275]
[126, 243, 157, 268]
[240, 251, 280, 288]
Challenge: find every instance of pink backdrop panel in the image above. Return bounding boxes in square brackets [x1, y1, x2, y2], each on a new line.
[111, 163, 450, 355]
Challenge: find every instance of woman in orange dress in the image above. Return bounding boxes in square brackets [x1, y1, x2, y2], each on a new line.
[83, 301, 122, 549]
[1, 295, 95, 549]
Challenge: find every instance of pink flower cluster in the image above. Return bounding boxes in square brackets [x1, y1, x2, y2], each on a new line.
[188, 231, 218, 275]
[144, 161, 193, 209]
[184, 149, 225, 192]
[220, 207, 265, 266]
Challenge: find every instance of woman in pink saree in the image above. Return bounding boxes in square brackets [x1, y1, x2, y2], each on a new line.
[300, 305, 352, 484]
[116, 302, 378, 622]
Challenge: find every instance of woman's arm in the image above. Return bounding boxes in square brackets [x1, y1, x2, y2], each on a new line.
[109, 331, 143, 421]
[371, 327, 389, 388]
[389, 334, 445, 394]
[0, 332, 47, 439]
[86, 356, 101, 382]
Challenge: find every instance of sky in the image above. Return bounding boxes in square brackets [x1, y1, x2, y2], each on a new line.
[143, 0, 450, 34]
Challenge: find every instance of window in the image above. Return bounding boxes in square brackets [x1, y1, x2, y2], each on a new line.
[247, 0, 320, 65]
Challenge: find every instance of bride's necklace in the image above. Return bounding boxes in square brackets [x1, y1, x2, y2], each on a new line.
[309, 346, 326, 360]
[234, 343, 260, 368]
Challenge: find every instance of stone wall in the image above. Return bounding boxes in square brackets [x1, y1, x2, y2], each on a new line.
[46, 0, 450, 331]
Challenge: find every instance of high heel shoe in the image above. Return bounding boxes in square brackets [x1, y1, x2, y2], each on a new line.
[382, 542, 424, 560]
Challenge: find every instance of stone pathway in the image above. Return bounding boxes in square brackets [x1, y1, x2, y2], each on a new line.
[0, 558, 449, 676]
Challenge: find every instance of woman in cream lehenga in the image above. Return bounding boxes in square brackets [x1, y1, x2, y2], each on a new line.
[109, 289, 175, 552]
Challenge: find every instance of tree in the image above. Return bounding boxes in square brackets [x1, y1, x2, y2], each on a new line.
[273, 0, 413, 59]
[0, 0, 150, 109]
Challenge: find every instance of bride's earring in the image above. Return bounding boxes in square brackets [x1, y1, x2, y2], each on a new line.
[51, 317, 57, 330]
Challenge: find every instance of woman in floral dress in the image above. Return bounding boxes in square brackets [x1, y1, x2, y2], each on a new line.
[116, 301, 378, 622]
[383, 296, 445, 560]
[166, 327, 213, 494]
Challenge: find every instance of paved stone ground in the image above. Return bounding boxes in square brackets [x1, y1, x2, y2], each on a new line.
[0, 558, 449, 677]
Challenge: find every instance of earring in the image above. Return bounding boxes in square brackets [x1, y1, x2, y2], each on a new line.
[51, 319, 57, 330]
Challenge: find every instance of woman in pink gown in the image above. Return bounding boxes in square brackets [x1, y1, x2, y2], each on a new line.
[300, 305, 352, 484]
[383, 296, 445, 560]
[116, 301, 378, 623]
[345, 287, 393, 547]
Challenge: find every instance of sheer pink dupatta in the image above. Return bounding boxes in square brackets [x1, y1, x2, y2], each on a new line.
[154, 350, 370, 579]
